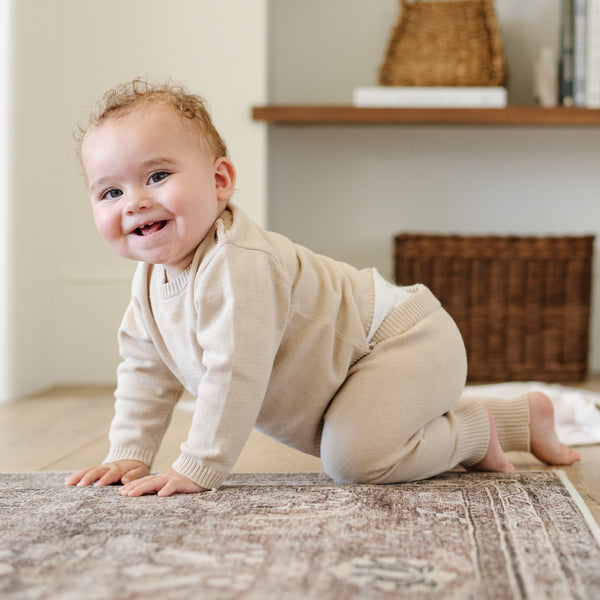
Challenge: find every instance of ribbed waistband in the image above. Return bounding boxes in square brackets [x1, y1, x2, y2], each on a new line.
[370, 284, 441, 345]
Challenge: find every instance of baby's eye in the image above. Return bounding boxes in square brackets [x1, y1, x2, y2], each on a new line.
[149, 171, 169, 184]
[101, 188, 123, 200]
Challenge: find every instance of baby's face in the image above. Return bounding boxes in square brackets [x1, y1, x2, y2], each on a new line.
[81, 104, 235, 281]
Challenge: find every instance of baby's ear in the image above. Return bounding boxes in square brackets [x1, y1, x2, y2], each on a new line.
[214, 157, 236, 201]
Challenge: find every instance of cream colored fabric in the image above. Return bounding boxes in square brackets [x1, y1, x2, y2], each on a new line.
[104, 204, 529, 489]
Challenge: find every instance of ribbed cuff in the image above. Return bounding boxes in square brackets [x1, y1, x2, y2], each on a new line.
[480, 395, 530, 452]
[172, 454, 229, 490]
[455, 403, 491, 468]
[103, 445, 154, 468]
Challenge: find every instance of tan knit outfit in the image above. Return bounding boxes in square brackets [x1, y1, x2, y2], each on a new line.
[104, 204, 531, 489]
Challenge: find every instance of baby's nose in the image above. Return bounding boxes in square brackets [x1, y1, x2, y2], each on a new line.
[125, 191, 151, 214]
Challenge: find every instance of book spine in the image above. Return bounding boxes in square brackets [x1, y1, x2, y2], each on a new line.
[560, 0, 575, 106]
[573, 0, 587, 106]
[586, 0, 600, 107]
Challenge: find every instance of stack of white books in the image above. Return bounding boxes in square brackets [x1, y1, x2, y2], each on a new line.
[352, 86, 508, 109]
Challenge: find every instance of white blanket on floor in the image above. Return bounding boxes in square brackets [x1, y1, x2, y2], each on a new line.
[461, 382, 600, 446]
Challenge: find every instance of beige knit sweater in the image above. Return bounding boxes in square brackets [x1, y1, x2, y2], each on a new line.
[104, 204, 376, 489]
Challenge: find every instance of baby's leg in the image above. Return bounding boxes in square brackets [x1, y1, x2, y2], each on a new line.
[320, 287, 492, 484]
[468, 409, 516, 472]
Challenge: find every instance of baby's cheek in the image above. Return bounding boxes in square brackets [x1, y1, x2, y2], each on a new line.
[93, 210, 119, 242]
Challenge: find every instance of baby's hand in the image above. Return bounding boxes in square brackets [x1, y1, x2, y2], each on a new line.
[119, 467, 208, 497]
[64, 460, 150, 488]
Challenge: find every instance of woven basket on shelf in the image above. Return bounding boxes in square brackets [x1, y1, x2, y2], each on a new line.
[394, 234, 594, 382]
[379, 0, 506, 87]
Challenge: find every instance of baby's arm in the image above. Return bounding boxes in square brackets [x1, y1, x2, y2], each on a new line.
[64, 459, 150, 487]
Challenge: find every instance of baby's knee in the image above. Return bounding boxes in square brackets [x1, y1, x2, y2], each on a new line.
[322, 453, 379, 484]
[320, 435, 393, 485]
[320, 421, 431, 484]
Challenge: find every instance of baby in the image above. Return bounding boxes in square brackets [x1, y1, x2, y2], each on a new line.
[66, 79, 579, 497]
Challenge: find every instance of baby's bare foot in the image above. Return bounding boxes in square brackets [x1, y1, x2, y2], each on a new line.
[529, 391, 581, 465]
[469, 409, 516, 473]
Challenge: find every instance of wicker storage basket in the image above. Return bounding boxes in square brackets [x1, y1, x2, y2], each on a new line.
[394, 234, 594, 382]
[379, 0, 506, 87]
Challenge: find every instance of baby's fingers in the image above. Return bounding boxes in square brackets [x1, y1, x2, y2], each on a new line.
[119, 471, 206, 497]
[157, 474, 207, 497]
[65, 465, 110, 487]
[64, 469, 88, 486]
[120, 475, 163, 497]
[121, 464, 151, 484]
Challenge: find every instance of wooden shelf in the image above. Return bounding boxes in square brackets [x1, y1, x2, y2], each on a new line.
[252, 105, 600, 126]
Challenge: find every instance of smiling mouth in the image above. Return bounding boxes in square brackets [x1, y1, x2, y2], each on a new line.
[133, 221, 168, 236]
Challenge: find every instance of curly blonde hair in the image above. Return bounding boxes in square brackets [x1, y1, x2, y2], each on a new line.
[77, 78, 228, 160]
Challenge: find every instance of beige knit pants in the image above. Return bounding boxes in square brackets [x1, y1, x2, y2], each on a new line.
[320, 284, 530, 484]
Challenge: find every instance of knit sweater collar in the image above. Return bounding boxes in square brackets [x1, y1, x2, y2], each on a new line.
[158, 267, 191, 299]
[156, 206, 234, 300]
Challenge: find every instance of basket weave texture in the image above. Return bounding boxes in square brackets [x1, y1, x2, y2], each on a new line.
[394, 234, 594, 382]
[379, 0, 506, 87]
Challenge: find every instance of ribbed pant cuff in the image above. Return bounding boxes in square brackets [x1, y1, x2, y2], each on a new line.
[455, 403, 490, 468]
[480, 394, 531, 452]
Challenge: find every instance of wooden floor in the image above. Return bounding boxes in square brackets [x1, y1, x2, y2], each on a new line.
[1, 383, 599, 524]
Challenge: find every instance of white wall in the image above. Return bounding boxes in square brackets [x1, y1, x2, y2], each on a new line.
[267, 0, 600, 373]
[0, 0, 267, 400]
[0, 0, 13, 398]
[1, 0, 61, 400]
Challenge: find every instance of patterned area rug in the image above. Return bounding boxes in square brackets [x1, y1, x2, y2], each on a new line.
[1, 471, 600, 599]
